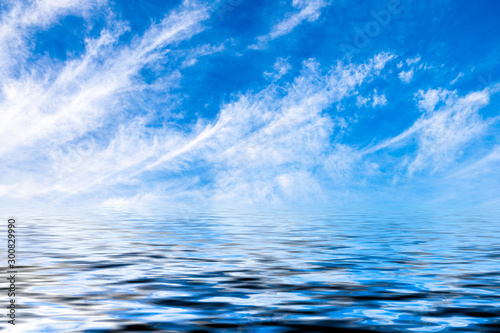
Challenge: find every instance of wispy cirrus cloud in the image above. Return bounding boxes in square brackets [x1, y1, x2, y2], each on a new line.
[0, 35, 395, 204]
[0, 0, 212, 199]
[364, 88, 494, 176]
[1, 1, 499, 207]
[71, 52, 395, 204]
[204, 54, 395, 203]
[1, 6, 210, 150]
[249, 0, 330, 50]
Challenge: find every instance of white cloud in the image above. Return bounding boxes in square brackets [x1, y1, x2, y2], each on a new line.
[449, 145, 500, 180]
[415, 88, 451, 113]
[406, 55, 421, 66]
[356, 95, 370, 107]
[0, 4, 209, 155]
[0, 0, 107, 79]
[0, 0, 497, 207]
[200, 55, 394, 203]
[365, 88, 491, 175]
[19, 52, 393, 203]
[264, 57, 291, 80]
[398, 68, 414, 83]
[450, 72, 464, 85]
[0, 38, 395, 204]
[373, 53, 396, 71]
[372, 90, 387, 107]
[180, 42, 226, 68]
[0, 1, 212, 199]
[249, 0, 329, 49]
[355, 89, 387, 108]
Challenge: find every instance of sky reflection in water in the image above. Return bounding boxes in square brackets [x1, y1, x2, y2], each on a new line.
[9, 205, 500, 332]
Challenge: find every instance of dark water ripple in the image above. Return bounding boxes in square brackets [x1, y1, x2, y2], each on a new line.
[6, 206, 500, 332]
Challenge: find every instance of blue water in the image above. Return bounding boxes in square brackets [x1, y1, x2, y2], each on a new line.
[7, 205, 500, 332]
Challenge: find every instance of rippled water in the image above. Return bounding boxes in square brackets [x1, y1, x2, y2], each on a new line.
[5, 205, 500, 332]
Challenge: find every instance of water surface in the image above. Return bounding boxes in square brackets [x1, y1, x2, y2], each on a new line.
[6, 205, 500, 332]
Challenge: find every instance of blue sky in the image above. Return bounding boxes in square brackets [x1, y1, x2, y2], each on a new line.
[0, 0, 499, 207]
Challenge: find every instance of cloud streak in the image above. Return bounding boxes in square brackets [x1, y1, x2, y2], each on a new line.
[249, 0, 329, 49]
